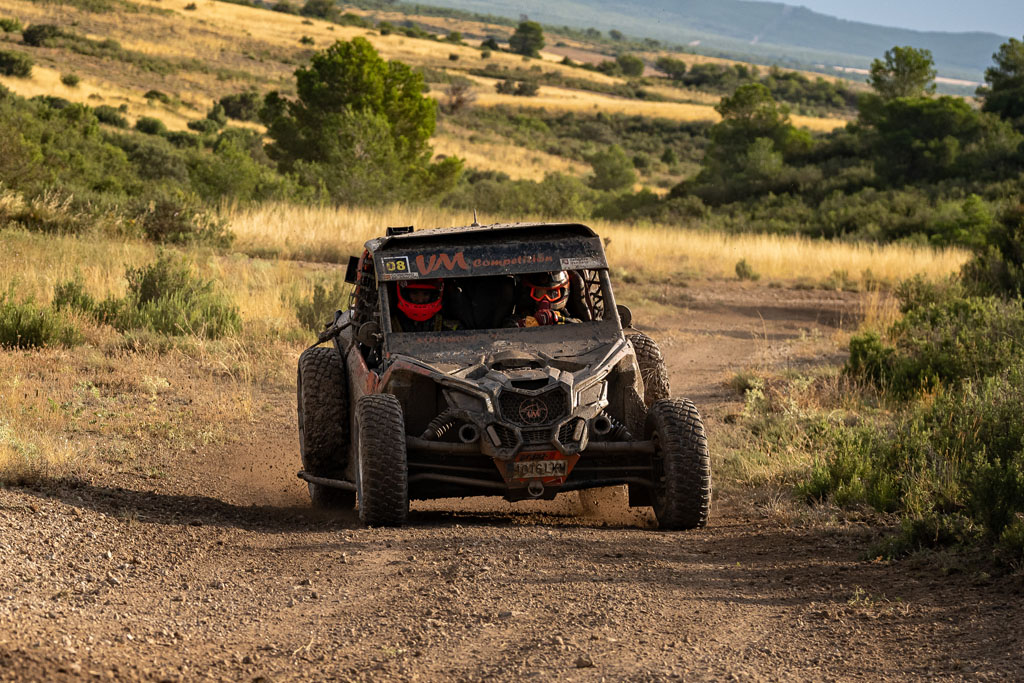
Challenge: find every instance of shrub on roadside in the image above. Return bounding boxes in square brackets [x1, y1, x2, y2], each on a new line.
[846, 283, 1024, 396]
[293, 279, 348, 331]
[735, 259, 760, 281]
[0, 188, 93, 234]
[61, 73, 80, 87]
[0, 287, 82, 348]
[129, 193, 234, 247]
[800, 363, 1024, 548]
[53, 253, 241, 339]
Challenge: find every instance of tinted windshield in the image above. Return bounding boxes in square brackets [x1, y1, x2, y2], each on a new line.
[383, 269, 613, 334]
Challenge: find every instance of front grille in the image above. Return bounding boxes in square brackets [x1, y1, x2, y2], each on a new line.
[522, 428, 552, 445]
[499, 388, 569, 427]
[558, 419, 581, 445]
[490, 423, 518, 448]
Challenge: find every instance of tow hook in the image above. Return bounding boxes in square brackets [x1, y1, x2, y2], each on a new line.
[527, 480, 545, 498]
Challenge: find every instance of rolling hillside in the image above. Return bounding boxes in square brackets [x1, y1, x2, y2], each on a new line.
[0, 0, 846, 190]
[416, 0, 1007, 82]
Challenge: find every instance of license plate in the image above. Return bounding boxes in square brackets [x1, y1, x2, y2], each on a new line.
[513, 459, 568, 479]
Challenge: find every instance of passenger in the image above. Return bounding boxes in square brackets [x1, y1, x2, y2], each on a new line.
[511, 271, 581, 327]
[392, 279, 459, 332]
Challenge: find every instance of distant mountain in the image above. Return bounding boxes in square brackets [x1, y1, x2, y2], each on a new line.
[423, 0, 1008, 82]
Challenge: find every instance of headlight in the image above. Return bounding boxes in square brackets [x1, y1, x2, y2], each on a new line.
[445, 389, 488, 413]
[577, 381, 606, 407]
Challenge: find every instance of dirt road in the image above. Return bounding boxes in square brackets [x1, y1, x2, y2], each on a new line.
[2, 282, 1021, 681]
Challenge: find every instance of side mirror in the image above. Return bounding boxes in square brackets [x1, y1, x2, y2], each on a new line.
[617, 304, 633, 329]
[356, 321, 381, 347]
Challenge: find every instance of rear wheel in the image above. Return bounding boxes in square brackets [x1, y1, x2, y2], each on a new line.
[297, 347, 354, 509]
[628, 332, 670, 406]
[355, 394, 409, 527]
[646, 398, 711, 530]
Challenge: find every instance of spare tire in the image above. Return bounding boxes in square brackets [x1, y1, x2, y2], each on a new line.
[297, 347, 354, 509]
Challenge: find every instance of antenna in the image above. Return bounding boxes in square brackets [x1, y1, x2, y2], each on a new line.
[471, 209, 480, 227]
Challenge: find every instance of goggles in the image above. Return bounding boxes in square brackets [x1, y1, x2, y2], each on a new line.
[529, 284, 568, 303]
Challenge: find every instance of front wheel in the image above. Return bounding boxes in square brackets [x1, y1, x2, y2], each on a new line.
[355, 394, 409, 527]
[646, 398, 711, 530]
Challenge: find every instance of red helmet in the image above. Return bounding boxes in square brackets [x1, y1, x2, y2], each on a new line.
[524, 271, 570, 310]
[397, 279, 443, 322]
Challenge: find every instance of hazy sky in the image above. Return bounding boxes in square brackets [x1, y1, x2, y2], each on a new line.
[793, 0, 1022, 36]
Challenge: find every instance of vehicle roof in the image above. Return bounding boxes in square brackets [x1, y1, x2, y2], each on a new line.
[368, 222, 608, 281]
[364, 222, 598, 253]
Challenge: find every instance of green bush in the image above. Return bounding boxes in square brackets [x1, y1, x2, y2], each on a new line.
[0, 287, 82, 349]
[187, 118, 220, 134]
[444, 171, 597, 219]
[93, 104, 129, 127]
[55, 253, 241, 339]
[802, 363, 1024, 545]
[21, 24, 64, 47]
[135, 116, 167, 135]
[52, 275, 97, 314]
[734, 259, 760, 281]
[61, 72, 80, 87]
[495, 78, 516, 95]
[130, 193, 234, 247]
[847, 285, 1024, 396]
[205, 102, 227, 127]
[293, 279, 348, 331]
[0, 17, 23, 33]
[514, 80, 539, 97]
[0, 49, 33, 77]
[616, 53, 644, 77]
[962, 205, 1024, 298]
[218, 91, 261, 121]
[586, 144, 636, 191]
[143, 89, 171, 104]
[162, 130, 200, 149]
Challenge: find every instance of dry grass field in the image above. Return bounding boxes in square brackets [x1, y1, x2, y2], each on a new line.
[224, 202, 969, 286]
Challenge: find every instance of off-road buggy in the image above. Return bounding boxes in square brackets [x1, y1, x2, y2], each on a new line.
[296, 223, 711, 529]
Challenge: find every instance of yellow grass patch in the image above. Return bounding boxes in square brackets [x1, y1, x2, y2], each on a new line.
[224, 202, 969, 285]
[468, 82, 847, 131]
[640, 84, 723, 106]
[432, 123, 587, 182]
[0, 229, 325, 330]
[0, 64, 202, 131]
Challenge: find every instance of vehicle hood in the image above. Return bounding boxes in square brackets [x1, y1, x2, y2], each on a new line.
[384, 321, 625, 378]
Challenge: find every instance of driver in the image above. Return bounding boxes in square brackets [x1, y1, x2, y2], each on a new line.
[392, 279, 460, 332]
[511, 271, 580, 327]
